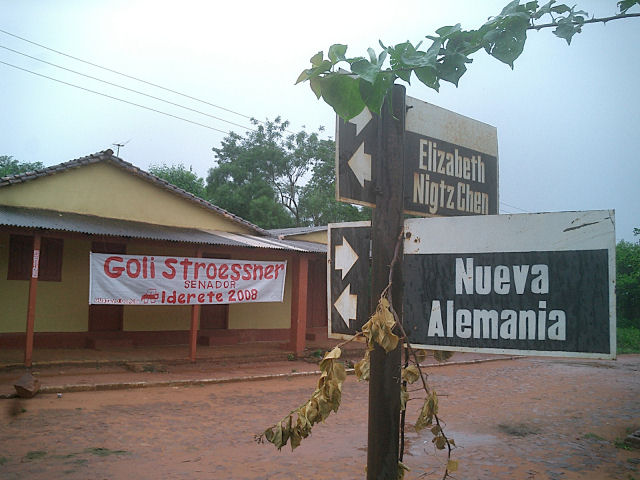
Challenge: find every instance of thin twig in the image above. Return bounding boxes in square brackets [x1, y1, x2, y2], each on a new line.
[529, 12, 640, 30]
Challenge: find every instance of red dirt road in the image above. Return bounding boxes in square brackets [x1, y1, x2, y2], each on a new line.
[1, 355, 639, 479]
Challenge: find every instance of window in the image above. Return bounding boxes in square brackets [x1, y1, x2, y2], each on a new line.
[7, 234, 63, 281]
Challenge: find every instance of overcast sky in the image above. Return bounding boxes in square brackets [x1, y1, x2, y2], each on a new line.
[1, 0, 638, 240]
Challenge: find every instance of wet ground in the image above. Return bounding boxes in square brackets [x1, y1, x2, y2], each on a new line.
[1, 354, 639, 479]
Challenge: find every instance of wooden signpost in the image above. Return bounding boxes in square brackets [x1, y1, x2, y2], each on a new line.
[331, 86, 615, 479]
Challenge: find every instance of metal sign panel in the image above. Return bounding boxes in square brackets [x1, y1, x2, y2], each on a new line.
[335, 96, 499, 216]
[327, 221, 371, 339]
[403, 210, 616, 359]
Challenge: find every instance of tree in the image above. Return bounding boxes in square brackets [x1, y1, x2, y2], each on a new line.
[209, 117, 353, 229]
[148, 163, 206, 199]
[0, 155, 45, 177]
[617, 230, 640, 328]
[299, 149, 371, 225]
[296, 0, 640, 119]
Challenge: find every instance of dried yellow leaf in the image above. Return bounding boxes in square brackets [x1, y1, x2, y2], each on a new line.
[354, 351, 370, 382]
[447, 460, 458, 472]
[402, 365, 420, 384]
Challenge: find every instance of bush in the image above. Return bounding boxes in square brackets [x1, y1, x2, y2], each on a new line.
[617, 327, 640, 354]
[616, 238, 640, 325]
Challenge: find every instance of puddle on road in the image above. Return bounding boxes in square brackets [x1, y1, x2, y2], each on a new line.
[407, 430, 499, 456]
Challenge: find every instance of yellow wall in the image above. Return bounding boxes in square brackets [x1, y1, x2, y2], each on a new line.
[0, 234, 293, 334]
[0, 232, 28, 333]
[284, 231, 328, 244]
[0, 162, 251, 233]
[0, 233, 90, 333]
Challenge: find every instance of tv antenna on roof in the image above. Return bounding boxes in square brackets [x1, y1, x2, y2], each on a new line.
[112, 139, 132, 156]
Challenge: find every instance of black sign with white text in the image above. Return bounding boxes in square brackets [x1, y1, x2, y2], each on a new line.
[403, 132, 498, 217]
[404, 250, 610, 354]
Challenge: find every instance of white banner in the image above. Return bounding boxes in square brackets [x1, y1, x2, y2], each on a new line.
[89, 253, 287, 305]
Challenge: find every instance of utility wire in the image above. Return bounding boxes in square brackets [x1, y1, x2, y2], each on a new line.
[0, 44, 255, 132]
[0, 60, 231, 134]
[0, 28, 296, 133]
[500, 201, 529, 213]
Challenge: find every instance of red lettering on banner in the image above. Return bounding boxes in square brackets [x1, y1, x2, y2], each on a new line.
[218, 264, 228, 279]
[179, 258, 193, 280]
[230, 263, 241, 281]
[275, 264, 285, 279]
[242, 264, 252, 280]
[198, 293, 205, 302]
[104, 256, 125, 278]
[163, 258, 177, 279]
[178, 293, 186, 303]
[126, 259, 141, 278]
[206, 263, 217, 279]
[264, 265, 274, 279]
[253, 265, 263, 280]
[194, 262, 206, 279]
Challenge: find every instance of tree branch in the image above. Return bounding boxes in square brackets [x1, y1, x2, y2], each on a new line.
[529, 12, 640, 30]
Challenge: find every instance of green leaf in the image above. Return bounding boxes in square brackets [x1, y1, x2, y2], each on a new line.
[359, 72, 394, 115]
[482, 15, 529, 67]
[309, 77, 323, 99]
[437, 52, 470, 86]
[328, 44, 348, 63]
[435, 24, 462, 39]
[367, 47, 377, 64]
[618, 0, 640, 14]
[350, 59, 381, 84]
[295, 69, 311, 85]
[310, 51, 324, 67]
[415, 66, 439, 91]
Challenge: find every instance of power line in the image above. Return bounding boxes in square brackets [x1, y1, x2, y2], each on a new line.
[0, 60, 231, 134]
[0, 44, 256, 132]
[0, 28, 292, 132]
[500, 201, 529, 213]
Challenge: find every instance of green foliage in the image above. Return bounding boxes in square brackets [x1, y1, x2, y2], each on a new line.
[617, 234, 640, 328]
[618, 327, 640, 354]
[0, 155, 44, 177]
[209, 117, 368, 229]
[296, 1, 640, 119]
[148, 163, 206, 199]
[298, 144, 371, 226]
[207, 119, 298, 229]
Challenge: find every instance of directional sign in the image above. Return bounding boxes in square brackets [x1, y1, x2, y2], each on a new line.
[327, 221, 371, 339]
[403, 210, 616, 359]
[336, 96, 499, 217]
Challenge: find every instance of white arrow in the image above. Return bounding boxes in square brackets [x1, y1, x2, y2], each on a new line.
[334, 284, 357, 330]
[348, 142, 371, 188]
[334, 238, 358, 280]
[350, 108, 372, 136]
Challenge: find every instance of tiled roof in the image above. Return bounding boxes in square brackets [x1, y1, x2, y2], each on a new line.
[0, 149, 269, 236]
[269, 225, 328, 238]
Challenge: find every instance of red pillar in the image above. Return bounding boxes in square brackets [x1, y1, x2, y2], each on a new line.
[289, 255, 309, 357]
[188, 248, 202, 362]
[24, 232, 41, 367]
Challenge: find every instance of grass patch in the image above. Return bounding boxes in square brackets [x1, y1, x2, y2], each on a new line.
[23, 451, 47, 461]
[0, 456, 8, 466]
[618, 327, 640, 354]
[615, 438, 632, 450]
[84, 447, 129, 457]
[584, 432, 606, 441]
[498, 423, 540, 437]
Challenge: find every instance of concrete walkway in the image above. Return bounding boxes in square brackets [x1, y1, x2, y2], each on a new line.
[0, 341, 517, 399]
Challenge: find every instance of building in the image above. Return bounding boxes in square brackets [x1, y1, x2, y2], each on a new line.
[0, 150, 327, 366]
